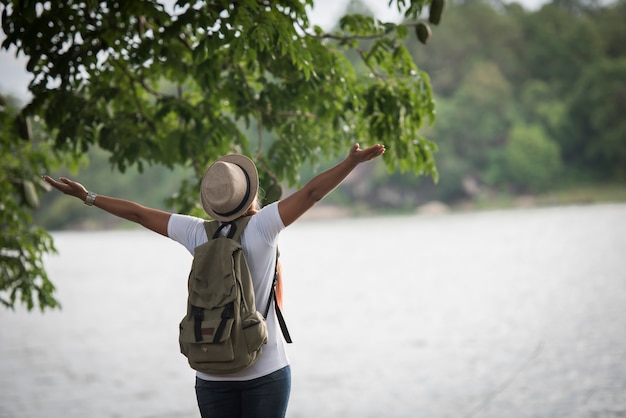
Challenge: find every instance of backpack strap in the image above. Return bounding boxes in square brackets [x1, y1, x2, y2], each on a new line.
[264, 250, 293, 344]
[204, 216, 251, 241]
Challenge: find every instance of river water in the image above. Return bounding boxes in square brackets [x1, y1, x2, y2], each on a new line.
[1, 204, 625, 418]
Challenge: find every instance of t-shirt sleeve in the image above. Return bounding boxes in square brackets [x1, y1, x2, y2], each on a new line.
[249, 201, 285, 246]
[167, 214, 207, 255]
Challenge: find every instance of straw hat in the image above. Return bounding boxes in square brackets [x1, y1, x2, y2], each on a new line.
[200, 154, 259, 221]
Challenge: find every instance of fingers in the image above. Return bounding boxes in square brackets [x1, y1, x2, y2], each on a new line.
[351, 143, 384, 154]
[45, 176, 63, 185]
[42, 175, 74, 194]
[371, 143, 385, 155]
[349, 143, 385, 162]
[362, 144, 385, 160]
[42, 175, 61, 187]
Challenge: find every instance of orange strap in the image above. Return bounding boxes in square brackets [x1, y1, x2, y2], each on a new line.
[275, 261, 284, 309]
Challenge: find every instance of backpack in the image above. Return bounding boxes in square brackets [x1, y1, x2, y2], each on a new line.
[178, 216, 291, 375]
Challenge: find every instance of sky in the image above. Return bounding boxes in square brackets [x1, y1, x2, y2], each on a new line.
[0, 0, 547, 101]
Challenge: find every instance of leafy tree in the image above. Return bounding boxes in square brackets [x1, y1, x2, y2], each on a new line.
[1, 0, 445, 311]
[593, 0, 626, 59]
[434, 62, 514, 176]
[501, 123, 562, 192]
[518, 79, 566, 141]
[0, 94, 65, 310]
[520, 2, 603, 95]
[407, 0, 625, 203]
[564, 58, 626, 180]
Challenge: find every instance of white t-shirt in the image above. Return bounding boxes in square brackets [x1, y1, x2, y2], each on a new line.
[167, 202, 290, 381]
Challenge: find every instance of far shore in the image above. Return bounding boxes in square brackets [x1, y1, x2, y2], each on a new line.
[302, 183, 626, 220]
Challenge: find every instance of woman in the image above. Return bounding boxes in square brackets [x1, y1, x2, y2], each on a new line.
[43, 143, 385, 418]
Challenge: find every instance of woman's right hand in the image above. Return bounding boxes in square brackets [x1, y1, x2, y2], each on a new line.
[42, 176, 88, 201]
[346, 143, 386, 164]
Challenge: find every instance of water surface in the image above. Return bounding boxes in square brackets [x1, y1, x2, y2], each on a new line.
[1, 204, 625, 418]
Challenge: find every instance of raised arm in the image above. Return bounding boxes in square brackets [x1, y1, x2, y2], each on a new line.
[277, 143, 385, 227]
[42, 176, 172, 236]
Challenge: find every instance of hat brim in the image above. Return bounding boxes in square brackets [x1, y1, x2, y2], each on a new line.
[200, 154, 259, 222]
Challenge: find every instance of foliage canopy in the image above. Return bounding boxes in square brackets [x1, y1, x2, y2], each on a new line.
[1, 0, 443, 310]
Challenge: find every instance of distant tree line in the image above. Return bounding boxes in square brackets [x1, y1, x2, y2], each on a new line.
[372, 0, 626, 208]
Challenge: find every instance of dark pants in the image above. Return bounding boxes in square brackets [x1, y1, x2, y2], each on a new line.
[195, 366, 291, 418]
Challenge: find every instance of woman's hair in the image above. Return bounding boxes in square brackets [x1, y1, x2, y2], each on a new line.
[243, 194, 260, 217]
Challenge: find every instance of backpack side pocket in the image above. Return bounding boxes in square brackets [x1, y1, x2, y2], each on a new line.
[241, 311, 268, 354]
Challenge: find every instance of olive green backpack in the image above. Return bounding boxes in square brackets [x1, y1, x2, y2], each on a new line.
[178, 216, 291, 375]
